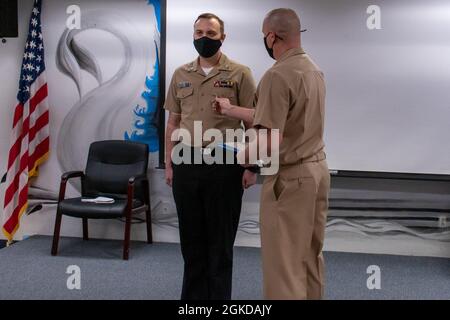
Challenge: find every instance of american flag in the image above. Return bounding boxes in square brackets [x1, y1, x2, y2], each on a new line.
[2, 0, 50, 242]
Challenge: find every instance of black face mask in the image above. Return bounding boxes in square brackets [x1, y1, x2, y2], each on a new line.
[194, 36, 222, 58]
[264, 35, 275, 60]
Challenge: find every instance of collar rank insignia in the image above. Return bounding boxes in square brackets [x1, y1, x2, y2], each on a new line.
[214, 80, 234, 88]
[177, 81, 192, 89]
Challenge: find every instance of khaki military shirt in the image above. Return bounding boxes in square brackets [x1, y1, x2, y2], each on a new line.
[164, 54, 256, 147]
[253, 48, 326, 166]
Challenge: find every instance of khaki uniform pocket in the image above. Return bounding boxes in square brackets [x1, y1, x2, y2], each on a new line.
[213, 88, 237, 105]
[176, 87, 194, 115]
[273, 176, 302, 202]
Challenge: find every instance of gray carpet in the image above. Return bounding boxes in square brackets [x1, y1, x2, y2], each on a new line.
[0, 235, 448, 300]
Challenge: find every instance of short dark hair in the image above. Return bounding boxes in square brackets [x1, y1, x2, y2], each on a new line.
[194, 13, 225, 36]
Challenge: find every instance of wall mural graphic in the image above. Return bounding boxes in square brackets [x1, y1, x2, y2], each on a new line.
[56, 0, 163, 183]
[21, 0, 166, 222]
[125, 0, 161, 153]
[124, 47, 160, 152]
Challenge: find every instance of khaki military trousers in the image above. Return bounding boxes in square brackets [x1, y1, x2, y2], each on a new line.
[260, 154, 330, 300]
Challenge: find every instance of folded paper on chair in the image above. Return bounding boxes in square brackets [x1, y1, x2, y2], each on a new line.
[81, 197, 115, 204]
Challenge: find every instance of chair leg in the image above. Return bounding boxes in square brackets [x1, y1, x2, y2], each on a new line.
[144, 181, 153, 244]
[51, 210, 63, 256]
[82, 218, 89, 240]
[123, 211, 132, 260]
[146, 206, 153, 244]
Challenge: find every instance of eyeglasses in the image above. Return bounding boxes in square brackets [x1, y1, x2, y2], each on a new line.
[266, 29, 308, 40]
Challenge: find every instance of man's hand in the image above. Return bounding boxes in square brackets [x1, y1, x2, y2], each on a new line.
[213, 97, 233, 115]
[242, 170, 257, 189]
[165, 166, 174, 187]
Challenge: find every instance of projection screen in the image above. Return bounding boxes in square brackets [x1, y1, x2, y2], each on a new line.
[166, 0, 450, 175]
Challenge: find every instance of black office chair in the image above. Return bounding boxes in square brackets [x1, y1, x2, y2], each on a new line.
[51, 140, 152, 260]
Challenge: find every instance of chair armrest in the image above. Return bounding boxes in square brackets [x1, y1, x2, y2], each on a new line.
[61, 171, 85, 182]
[58, 171, 84, 203]
[128, 173, 148, 185]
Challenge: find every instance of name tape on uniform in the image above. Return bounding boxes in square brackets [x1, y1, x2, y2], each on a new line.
[214, 80, 234, 88]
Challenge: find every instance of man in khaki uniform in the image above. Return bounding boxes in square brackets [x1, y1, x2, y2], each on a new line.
[164, 13, 257, 300]
[214, 8, 330, 300]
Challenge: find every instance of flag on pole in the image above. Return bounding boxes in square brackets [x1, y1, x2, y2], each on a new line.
[2, 0, 50, 242]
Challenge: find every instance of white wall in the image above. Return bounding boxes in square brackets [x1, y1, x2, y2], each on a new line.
[166, 0, 450, 175]
[1, 0, 450, 245]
